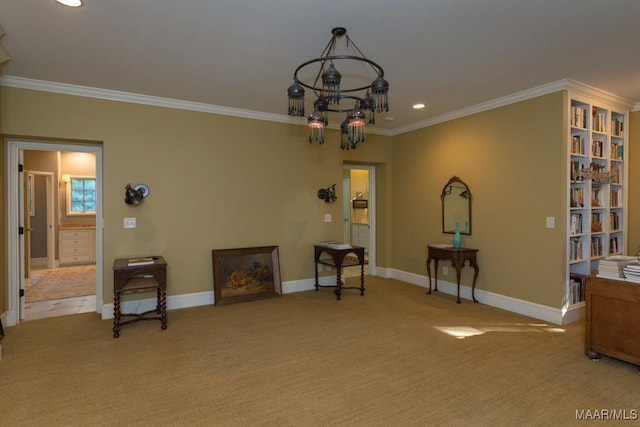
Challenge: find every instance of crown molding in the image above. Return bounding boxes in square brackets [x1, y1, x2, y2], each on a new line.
[564, 78, 634, 112]
[0, 75, 302, 124]
[0, 75, 393, 136]
[0, 75, 630, 136]
[392, 78, 634, 136]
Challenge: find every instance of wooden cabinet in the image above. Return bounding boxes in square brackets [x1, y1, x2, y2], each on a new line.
[567, 92, 629, 306]
[59, 228, 95, 265]
[585, 276, 640, 366]
[351, 223, 369, 253]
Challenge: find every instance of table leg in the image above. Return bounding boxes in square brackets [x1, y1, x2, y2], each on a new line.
[454, 265, 462, 304]
[335, 267, 342, 301]
[314, 260, 320, 291]
[426, 257, 433, 294]
[359, 260, 365, 296]
[471, 262, 479, 303]
[113, 292, 121, 338]
[160, 289, 168, 329]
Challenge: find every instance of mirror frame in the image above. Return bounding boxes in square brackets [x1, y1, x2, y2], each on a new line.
[441, 176, 472, 235]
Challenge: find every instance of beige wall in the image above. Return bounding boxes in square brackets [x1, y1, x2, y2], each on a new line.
[1, 85, 637, 316]
[391, 92, 566, 307]
[0, 86, 392, 306]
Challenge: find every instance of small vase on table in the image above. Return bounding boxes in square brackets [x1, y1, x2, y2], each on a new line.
[453, 222, 462, 249]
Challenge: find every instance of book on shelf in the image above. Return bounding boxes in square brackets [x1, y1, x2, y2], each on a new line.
[318, 241, 352, 250]
[127, 256, 155, 266]
[596, 257, 631, 278]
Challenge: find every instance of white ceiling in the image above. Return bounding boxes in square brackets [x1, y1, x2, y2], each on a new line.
[1, 0, 639, 133]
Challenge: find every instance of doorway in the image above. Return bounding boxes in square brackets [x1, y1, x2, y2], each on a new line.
[343, 164, 376, 276]
[5, 140, 103, 326]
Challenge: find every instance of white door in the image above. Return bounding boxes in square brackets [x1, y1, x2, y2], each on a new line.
[343, 164, 376, 276]
[18, 150, 26, 319]
[342, 179, 351, 244]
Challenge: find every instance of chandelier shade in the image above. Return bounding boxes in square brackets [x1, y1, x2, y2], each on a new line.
[287, 27, 389, 149]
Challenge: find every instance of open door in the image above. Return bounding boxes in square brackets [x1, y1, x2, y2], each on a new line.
[24, 173, 32, 279]
[18, 150, 26, 319]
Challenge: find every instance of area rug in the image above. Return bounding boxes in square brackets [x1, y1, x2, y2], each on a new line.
[25, 265, 96, 302]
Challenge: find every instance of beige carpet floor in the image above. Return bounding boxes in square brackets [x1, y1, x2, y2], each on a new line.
[1, 276, 639, 426]
[25, 265, 96, 302]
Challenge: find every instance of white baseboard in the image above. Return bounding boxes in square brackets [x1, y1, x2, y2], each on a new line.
[387, 268, 576, 325]
[100, 275, 338, 319]
[99, 269, 580, 325]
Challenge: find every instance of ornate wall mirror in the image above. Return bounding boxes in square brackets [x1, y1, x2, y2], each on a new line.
[441, 176, 472, 235]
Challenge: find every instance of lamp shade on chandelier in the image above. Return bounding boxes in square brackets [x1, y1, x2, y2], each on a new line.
[287, 27, 389, 150]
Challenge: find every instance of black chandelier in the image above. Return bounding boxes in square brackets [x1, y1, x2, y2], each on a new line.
[287, 27, 389, 150]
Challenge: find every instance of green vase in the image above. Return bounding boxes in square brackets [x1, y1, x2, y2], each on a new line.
[453, 222, 462, 248]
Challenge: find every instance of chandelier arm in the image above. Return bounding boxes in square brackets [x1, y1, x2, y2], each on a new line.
[319, 95, 364, 113]
[293, 55, 384, 93]
[344, 34, 383, 76]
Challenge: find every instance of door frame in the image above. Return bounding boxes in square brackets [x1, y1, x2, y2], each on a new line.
[25, 171, 56, 271]
[5, 139, 103, 326]
[343, 164, 376, 276]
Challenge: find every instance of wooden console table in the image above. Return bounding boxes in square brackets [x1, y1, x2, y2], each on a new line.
[314, 245, 365, 300]
[112, 256, 168, 338]
[426, 244, 479, 303]
[585, 275, 640, 367]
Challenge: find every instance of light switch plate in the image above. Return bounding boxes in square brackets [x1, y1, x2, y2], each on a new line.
[546, 216, 555, 229]
[324, 214, 332, 222]
[124, 217, 136, 228]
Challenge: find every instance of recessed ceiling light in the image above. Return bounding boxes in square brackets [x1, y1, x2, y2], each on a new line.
[413, 103, 426, 109]
[55, 0, 83, 7]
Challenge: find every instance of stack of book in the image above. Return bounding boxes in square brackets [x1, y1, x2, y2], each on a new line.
[318, 241, 351, 250]
[596, 256, 636, 279]
[623, 263, 640, 283]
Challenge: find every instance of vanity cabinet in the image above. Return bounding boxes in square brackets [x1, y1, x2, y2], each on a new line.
[59, 228, 95, 265]
[352, 223, 369, 253]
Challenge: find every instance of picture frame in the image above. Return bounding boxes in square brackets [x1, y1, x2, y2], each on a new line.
[212, 246, 282, 306]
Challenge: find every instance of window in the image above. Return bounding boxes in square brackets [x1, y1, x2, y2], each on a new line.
[67, 177, 96, 214]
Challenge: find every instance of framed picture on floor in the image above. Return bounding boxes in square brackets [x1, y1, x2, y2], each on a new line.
[212, 246, 282, 306]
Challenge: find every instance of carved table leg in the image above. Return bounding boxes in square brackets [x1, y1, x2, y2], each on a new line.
[335, 268, 342, 301]
[359, 261, 365, 296]
[113, 292, 121, 338]
[160, 289, 167, 330]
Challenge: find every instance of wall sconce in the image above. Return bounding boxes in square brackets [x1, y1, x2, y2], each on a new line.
[61, 174, 71, 183]
[318, 184, 337, 203]
[125, 183, 149, 205]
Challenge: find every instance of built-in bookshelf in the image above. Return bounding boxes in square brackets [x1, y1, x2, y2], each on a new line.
[567, 94, 628, 306]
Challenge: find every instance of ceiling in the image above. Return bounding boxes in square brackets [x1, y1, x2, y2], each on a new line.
[1, 0, 639, 134]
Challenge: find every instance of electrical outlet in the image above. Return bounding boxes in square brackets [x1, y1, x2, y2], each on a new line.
[443, 266, 448, 275]
[124, 217, 136, 229]
[324, 214, 332, 222]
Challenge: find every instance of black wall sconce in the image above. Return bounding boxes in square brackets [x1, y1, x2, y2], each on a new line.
[318, 184, 337, 203]
[125, 183, 149, 205]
